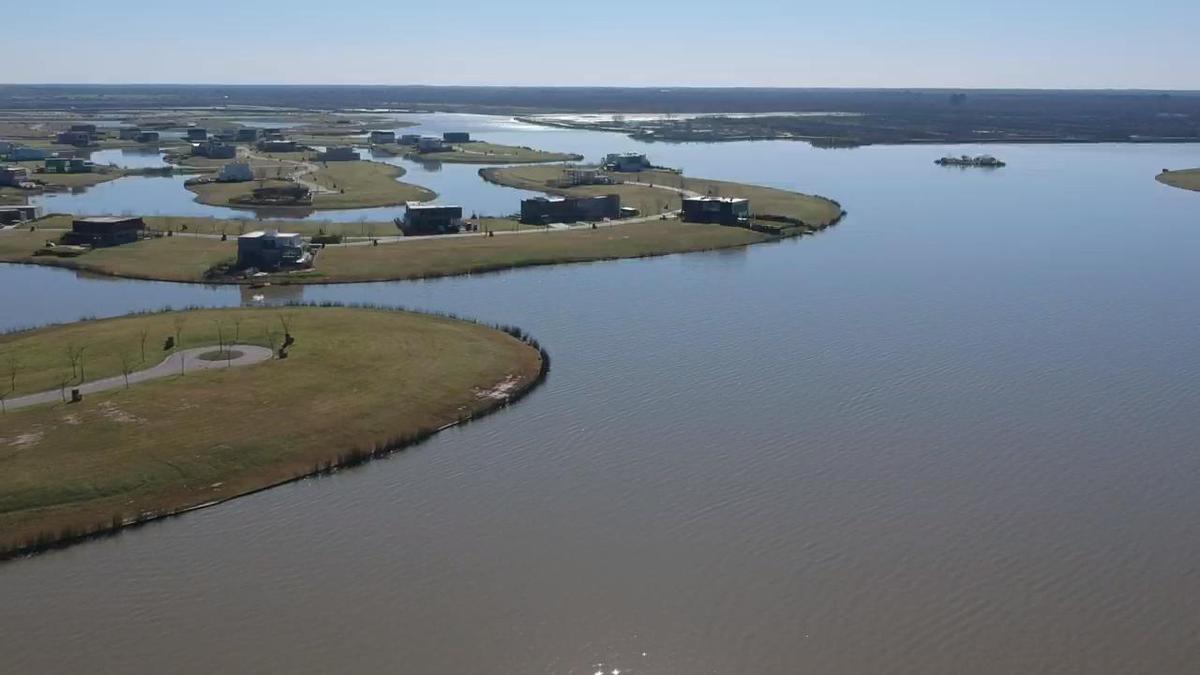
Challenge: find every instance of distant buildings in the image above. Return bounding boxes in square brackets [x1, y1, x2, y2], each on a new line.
[186, 128, 208, 141]
[45, 157, 95, 174]
[319, 146, 358, 161]
[520, 194, 621, 225]
[236, 128, 261, 142]
[257, 139, 299, 153]
[63, 217, 146, 247]
[237, 230, 311, 269]
[0, 206, 40, 225]
[118, 127, 142, 140]
[417, 136, 449, 153]
[56, 130, 93, 147]
[192, 140, 236, 159]
[603, 153, 651, 172]
[399, 134, 421, 146]
[217, 161, 254, 183]
[0, 165, 30, 186]
[69, 124, 97, 134]
[369, 131, 397, 144]
[442, 132, 470, 143]
[135, 131, 160, 143]
[398, 202, 463, 235]
[8, 147, 48, 161]
[681, 196, 750, 226]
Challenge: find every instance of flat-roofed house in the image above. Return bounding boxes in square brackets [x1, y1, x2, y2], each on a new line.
[681, 196, 750, 226]
[63, 216, 146, 247]
[237, 230, 312, 269]
[319, 146, 358, 161]
[0, 206, 41, 225]
[56, 130, 92, 147]
[0, 165, 30, 186]
[397, 202, 463, 236]
[442, 132, 470, 143]
[217, 161, 254, 183]
[186, 128, 208, 141]
[520, 194, 621, 225]
[369, 131, 396, 144]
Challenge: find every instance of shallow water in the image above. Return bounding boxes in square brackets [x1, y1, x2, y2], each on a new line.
[2, 119, 1199, 674]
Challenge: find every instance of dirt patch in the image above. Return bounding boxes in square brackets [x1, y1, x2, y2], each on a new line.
[475, 374, 524, 401]
[8, 431, 44, 450]
[99, 401, 145, 424]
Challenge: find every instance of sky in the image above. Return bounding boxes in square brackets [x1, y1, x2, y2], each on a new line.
[5, 0, 1198, 89]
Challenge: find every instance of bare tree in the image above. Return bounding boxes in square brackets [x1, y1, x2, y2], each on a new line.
[138, 328, 149, 364]
[66, 344, 82, 382]
[231, 317, 242, 345]
[172, 315, 187, 375]
[265, 326, 278, 359]
[119, 353, 134, 389]
[6, 354, 17, 397]
[78, 346, 87, 382]
[59, 372, 70, 403]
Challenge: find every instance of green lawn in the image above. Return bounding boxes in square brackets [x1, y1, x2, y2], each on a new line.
[0, 306, 544, 556]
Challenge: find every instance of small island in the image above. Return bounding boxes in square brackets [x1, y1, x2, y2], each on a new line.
[935, 154, 1005, 168]
[371, 137, 582, 164]
[0, 305, 547, 558]
[1156, 168, 1200, 192]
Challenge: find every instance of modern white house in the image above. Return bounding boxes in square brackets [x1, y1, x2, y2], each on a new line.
[236, 230, 312, 269]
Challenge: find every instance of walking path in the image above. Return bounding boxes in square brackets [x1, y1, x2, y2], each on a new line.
[2, 345, 274, 412]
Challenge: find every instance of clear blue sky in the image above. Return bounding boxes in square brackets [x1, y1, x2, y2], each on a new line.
[6, 0, 1198, 88]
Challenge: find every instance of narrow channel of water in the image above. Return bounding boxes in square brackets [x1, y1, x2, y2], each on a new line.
[2, 121, 1199, 673]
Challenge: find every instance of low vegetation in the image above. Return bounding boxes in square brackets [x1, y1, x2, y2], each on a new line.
[186, 159, 435, 209]
[0, 305, 547, 557]
[1156, 168, 1200, 192]
[378, 141, 582, 164]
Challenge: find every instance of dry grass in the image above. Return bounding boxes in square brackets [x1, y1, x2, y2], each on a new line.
[0, 306, 544, 555]
[186, 159, 434, 210]
[1157, 169, 1200, 192]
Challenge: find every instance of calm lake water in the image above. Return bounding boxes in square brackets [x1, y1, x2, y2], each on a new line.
[2, 116, 1200, 674]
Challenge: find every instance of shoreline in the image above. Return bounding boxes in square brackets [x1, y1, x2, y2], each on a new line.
[0, 304, 551, 562]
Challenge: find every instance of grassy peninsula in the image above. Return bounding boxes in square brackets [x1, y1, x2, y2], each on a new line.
[1156, 168, 1200, 192]
[375, 140, 582, 164]
[0, 306, 546, 558]
[186, 159, 435, 209]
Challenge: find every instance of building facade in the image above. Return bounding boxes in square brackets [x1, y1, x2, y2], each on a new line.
[237, 231, 311, 269]
[681, 197, 750, 225]
[63, 217, 146, 247]
[520, 194, 621, 225]
[398, 203, 464, 235]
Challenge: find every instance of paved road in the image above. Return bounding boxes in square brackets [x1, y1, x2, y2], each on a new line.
[2, 345, 274, 412]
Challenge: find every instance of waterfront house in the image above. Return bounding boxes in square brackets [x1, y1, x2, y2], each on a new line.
[603, 153, 651, 172]
[319, 146, 358, 161]
[56, 130, 92, 147]
[45, 157, 94, 174]
[217, 161, 254, 183]
[118, 127, 142, 140]
[0, 206, 41, 225]
[237, 230, 311, 269]
[63, 216, 146, 247]
[69, 123, 97, 134]
[192, 140, 237, 159]
[135, 131, 160, 143]
[398, 202, 463, 235]
[417, 136, 449, 153]
[369, 131, 396, 144]
[399, 134, 421, 146]
[681, 196, 750, 226]
[0, 165, 31, 186]
[8, 147, 49, 161]
[520, 194, 621, 225]
[443, 132, 470, 143]
[186, 128, 208, 141]
[257, 139, 299, 153]
[236, 128, 261, 142]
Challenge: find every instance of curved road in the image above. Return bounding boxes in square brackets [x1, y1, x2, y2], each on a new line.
[3, 344, 274, 412]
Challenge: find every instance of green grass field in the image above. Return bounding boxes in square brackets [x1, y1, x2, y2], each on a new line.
[1157, 168, 1200, 192]
[0, 306, 544, 555]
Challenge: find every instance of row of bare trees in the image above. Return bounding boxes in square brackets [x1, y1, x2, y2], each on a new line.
[0, 313, 295, 412]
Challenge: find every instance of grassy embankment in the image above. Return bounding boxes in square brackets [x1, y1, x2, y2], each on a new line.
[186, 159, 435, 209]
[0, 306, 547, 558]
[1156, 168, 1200, 192]
[0, 164, 843, 284]
[481, 164, 846, 225]
[0, 162, 128, 200]
[376, 141, 582, 164]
